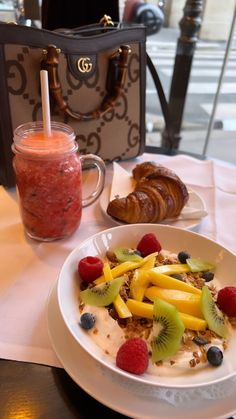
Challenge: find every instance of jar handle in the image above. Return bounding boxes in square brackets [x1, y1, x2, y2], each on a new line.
[80, 154, 106, 207]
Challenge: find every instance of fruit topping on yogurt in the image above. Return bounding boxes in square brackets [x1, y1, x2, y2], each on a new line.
[77, 233, 234, 375]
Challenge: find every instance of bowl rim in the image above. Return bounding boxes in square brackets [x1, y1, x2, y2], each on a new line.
[57, 224, 236, 390]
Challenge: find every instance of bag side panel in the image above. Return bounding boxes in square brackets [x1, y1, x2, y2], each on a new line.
[0, 45, 15, 187]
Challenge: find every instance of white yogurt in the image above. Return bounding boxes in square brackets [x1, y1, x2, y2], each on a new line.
[82, 304, 225, 375]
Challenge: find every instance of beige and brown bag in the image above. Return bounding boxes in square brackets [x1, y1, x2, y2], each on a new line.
[0, 18, 170, 187]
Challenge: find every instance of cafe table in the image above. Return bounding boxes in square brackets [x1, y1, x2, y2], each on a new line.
[0, 152, 236, 419]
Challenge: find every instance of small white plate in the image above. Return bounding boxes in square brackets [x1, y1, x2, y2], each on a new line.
[48, 285, 236, 418]
[100, 185, 207, 231]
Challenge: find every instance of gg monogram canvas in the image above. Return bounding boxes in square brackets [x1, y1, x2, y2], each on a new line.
[0, 22, 146, 186]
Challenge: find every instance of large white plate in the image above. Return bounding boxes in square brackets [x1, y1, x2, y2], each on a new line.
[56, 224, 236, 391]
[48, 285, 236, 418]
[100, 185, 206, 231]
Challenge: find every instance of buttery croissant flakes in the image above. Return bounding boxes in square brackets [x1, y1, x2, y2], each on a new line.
[107, 162, 189, 223]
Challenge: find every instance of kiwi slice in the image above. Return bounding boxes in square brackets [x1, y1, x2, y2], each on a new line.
[114, 247, 143, 263]
[200, 285, 228, 339]
[186, 258, 215, 273]
[151, 298, 185, 363]
[80, 276, 124, 307]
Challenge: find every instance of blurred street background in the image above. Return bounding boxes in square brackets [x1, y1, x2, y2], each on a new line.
[146, 26, 236, 163]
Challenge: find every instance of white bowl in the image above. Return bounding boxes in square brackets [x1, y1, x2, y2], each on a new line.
[56, 224, 236, 390]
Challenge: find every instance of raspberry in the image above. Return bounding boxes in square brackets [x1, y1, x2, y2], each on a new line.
[78, 256, 103, 283]
[136, 233, 161, 257]
[217, 286, 236, 317]
[116, 337, 149, 375]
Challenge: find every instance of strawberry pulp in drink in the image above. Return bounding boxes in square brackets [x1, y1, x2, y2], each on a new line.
[13, 126, 82, 241]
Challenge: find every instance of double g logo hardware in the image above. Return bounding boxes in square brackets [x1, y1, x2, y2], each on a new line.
[77, 57, 92, 73]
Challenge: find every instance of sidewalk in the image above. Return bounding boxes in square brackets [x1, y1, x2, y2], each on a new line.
[148, 27, 229, 49]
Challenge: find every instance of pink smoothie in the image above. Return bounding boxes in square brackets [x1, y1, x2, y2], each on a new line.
[13, 131, 82, 240]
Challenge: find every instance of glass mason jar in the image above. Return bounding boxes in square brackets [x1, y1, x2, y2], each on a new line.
[12, 121, 105, 241]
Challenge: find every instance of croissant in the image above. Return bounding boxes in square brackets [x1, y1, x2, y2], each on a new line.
[107, 161, 189, 223]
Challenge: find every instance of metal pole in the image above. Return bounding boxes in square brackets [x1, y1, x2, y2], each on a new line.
[161, 0, 203, 150]
[203, 3, 236, 156]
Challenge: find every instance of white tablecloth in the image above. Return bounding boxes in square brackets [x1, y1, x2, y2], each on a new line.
[0, 153, 235, 367]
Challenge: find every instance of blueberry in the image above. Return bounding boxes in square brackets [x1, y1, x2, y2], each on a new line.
[178, 251, 191, 264]
[202, 271, 214, 282]
[206, 346, 223, 366]
[171, 274, 184, 281]
[80, 312, 96, 330]
[193, 336, 210, 346]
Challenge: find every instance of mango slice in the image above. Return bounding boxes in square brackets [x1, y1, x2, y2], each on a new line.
[126, 299, 207, 331]
[103, 262, 113, 282]
[129, 253, 160, 301]
[145, 287, 204, 318]
[152, 264, 190, 275]
[130, 269, 149, 301]
[141, 254, 157, 270]
[94, 252, 158, 285]
[95, 261, 136, 284]
[114, 294, 132, 318]
[179, 312, 207, 332]
[147, 270, 201, 295]
[126, 299, 154, 319]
